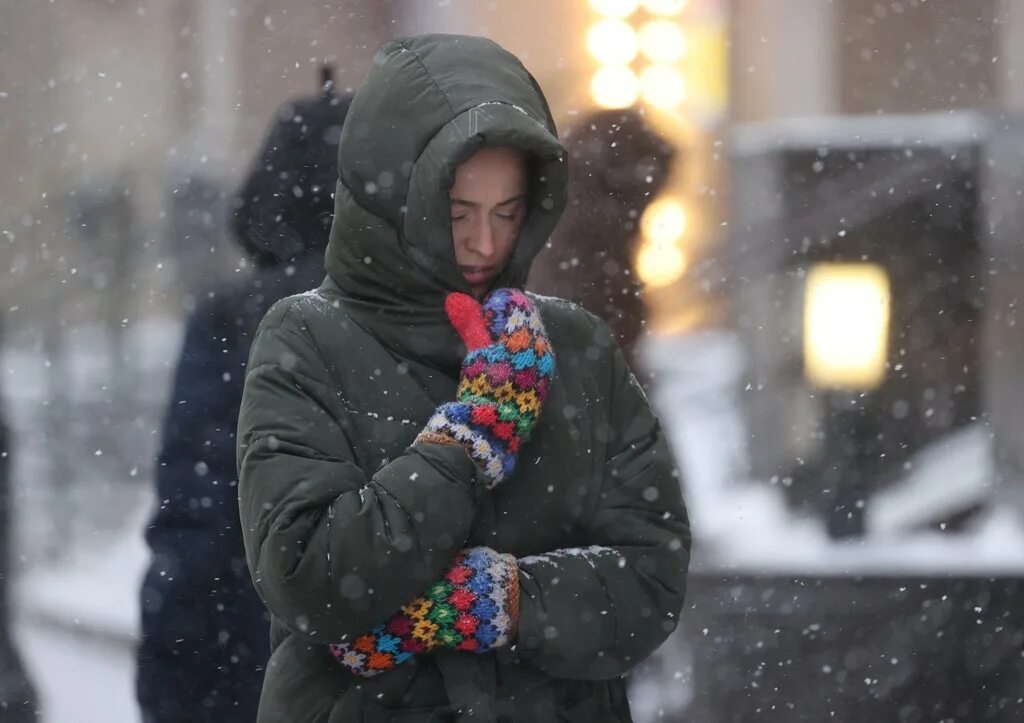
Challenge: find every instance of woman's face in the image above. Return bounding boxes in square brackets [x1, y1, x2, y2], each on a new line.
[450, 146, 528, 298]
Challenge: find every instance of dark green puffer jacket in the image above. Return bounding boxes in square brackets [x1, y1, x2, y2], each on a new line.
[237, 33, 690, 723]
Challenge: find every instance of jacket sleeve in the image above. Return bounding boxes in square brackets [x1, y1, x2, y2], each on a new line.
[236, 299, 480, 644]
[514, 324, 691, 680]
[137, 303, 267, 721]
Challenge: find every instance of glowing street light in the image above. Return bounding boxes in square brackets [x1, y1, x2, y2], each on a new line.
[640, 64, 686, 108]
[641, 196, 687, 246]
[803, 263, 891, 391]
[590, 65, 641, 108]
[587, 19, 639, 66]
[636, 241, 687, 288]
[641, 0, 687, 16]
[585, 0, 726, 303]
[639, 20, 687, 64]
[590, 0, 640, 18]
[636, 197, 688, 287]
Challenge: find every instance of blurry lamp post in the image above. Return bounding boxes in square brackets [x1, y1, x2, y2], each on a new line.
[586, 0, 728, 327]
[803, 262, 892, 537]
[636, 196, 689, 288]
[716, 113, 999, 720]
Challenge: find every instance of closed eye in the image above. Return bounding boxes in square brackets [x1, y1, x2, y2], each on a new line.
[495, 202, 525, 221]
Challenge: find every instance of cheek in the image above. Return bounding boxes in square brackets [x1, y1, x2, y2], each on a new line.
[495, 227, 519, 260]
[451, 233, 470, 261]
[500, 217, 526, 255]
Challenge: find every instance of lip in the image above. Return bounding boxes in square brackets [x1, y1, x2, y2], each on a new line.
[460, 265, 495, 285]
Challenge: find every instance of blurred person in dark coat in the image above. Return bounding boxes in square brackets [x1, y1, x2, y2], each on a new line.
[136, 69, 352, 723]
[528, 108, 675, 375]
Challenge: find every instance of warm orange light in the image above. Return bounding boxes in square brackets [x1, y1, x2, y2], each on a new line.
[640, 64, 687, 108]
[641, 0, 687, 16]
[680, 21, 728, 120]
[590, 0, 640, 18]
[636, 242, 687, 288]
[587, 19, 640, 66]
[640, 197, 687, 246]
[804, 263, 891, 390]
[590, 66, 641, 108]
[639, 20, 687, 64]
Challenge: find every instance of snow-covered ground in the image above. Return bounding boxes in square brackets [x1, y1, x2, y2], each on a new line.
[3, 318, 174, 722]
[11, 496, 149, 722]
[15, 618, 139, 723]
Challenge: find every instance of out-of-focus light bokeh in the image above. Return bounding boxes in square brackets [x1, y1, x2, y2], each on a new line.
[641, 63, 687, 107]
[636, 239, 688, 289]
[637, 197, 688, 286]
[639, 19, 687, 64]
[590, 64, 642, 108]
[587, 19, 639, 65]
[641, 196, 688, 246]
[803, 262, 892, 391]
[590, 0, 640, 19]
[641, 0, 687, 16]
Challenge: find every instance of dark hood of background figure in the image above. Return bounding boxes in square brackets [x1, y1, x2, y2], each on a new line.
[231, 67, 353, 268]
[565, 107, 676, 209]
[529, 108, 675, 373]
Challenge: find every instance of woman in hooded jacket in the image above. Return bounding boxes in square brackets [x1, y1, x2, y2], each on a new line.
[236, 34, 690, 722]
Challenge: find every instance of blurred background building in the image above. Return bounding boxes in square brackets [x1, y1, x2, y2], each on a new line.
[3, 0, 1024, 720]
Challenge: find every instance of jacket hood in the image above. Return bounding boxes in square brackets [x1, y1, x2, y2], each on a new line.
[232, 86, 352, 267]
[325, 34, 568, 312]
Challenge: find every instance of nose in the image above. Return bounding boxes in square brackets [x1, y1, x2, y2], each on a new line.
[466, 216, 495, 259]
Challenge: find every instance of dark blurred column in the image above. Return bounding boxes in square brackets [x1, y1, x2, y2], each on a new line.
[822, 394, 876, 538]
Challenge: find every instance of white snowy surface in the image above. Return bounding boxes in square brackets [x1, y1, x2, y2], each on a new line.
[643, 329, 750, 536]
[867, 422, 993, 535]
[695, 488, 1024, 576]
[15, 619, 139, 723]
[2, 318, 172, 723]
[17, 505, 149, 643]
[730, 109, 990, 155]
[644, 330, 1024, 577]
[13, 501, 148, 723]
[11, 493, 149, 723]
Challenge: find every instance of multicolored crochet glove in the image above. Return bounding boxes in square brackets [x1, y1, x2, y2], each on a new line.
[414, 288, 555, 487]
[329, 547, 520, 677]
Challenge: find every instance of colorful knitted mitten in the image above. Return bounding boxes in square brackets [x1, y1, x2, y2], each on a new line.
[415, 288, 555, 487]
[329, 547, 520, 677]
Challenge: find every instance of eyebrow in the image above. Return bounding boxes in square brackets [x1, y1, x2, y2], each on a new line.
[450, 193, 527, 208]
